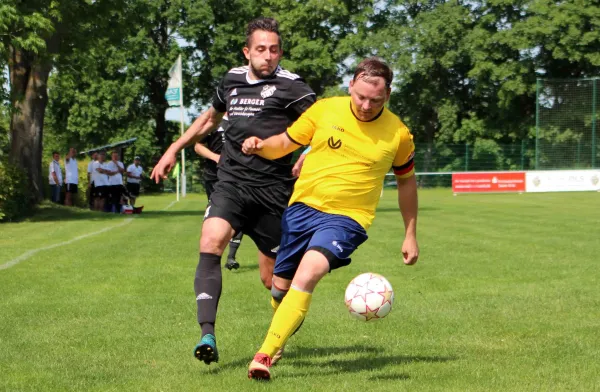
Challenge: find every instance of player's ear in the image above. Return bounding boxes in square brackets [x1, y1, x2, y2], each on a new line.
[243, 46, 250, 60]
[348, 79, 354, 93]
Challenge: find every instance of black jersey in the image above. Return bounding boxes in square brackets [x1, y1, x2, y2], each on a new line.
[212, 65, 316, 186]
[201, 116, 227, 181]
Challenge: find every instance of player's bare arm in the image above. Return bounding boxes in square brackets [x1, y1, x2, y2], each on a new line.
[291, 154, 306, 177]
[150, 107, 224, 183]
[396, 173, 419, 265]
[194, 143, 220, 163]
[241, 133, 300, 159]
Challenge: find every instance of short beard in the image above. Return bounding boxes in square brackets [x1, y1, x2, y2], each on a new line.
[250, 63, 276, 79]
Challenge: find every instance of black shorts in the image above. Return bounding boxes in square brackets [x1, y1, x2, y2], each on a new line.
[65, 183, 78, 194]
[108, 185, 122, 204]
[205, 180, 292, 259]
[126, 183, 140, 197]
[204, 179, 217, 201]
[94, 186, 108, 198]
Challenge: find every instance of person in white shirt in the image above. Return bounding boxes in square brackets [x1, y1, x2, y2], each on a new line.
[105, 151, 125, 213]
[91, 151, 110, 211]
[126, 156, 144, 206]
[87, 151, 98, 210]
[64, 147, 79, 206]
[48, 151, 63, 203]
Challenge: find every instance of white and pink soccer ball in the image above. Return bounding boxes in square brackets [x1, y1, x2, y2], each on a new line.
[344, 273, 394, 321]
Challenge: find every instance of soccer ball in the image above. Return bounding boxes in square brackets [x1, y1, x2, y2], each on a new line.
[344, 273, 394, 321]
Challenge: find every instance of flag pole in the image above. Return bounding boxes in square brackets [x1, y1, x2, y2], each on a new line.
[179, 55, 186, 198]
[176, 166, 180, 201]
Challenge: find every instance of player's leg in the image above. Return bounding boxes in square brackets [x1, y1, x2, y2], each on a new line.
[194, 181, 246, 365]
[88, 183, 95, 210]
[249, 206, 368, 380]
[126, 183, 137, 206]
[249, 251, 327, 380]
[248, 203, 318, 379]
[65, 185, 72, 206]
[224, 232, 243, 270]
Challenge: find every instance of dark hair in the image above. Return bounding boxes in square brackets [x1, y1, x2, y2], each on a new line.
[353, 57, 393, 88]
[52, 151, 59, 156]
[246, 17, 282, 48]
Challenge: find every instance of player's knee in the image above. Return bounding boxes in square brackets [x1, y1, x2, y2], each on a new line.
[261, 273, 272, 290]
[200, 228, 230, 254]
[271, 284, 288, 303]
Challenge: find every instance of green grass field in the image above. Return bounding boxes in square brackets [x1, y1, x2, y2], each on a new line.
[1, 189, 599, 391]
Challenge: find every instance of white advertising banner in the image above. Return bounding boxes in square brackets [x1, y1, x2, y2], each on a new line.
[526, 170, 600, 192]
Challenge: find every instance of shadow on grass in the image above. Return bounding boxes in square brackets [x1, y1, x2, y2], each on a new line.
[376, 206, 440, 213]
[140, 210, 205, 218]
[368, 373, 411, 381]
[24, 202, 206, 222]
[234, 264, 259, 272]
[289, 353, 455, 374]
[284, 345, 378, 359]
[27, 204, 124, 222]
[202, 345, 455, 377]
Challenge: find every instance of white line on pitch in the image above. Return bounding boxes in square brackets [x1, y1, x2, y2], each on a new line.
[0, 199, 179, 271]
[0, 218, 133, 271]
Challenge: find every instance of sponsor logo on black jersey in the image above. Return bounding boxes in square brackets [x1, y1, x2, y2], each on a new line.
[230, 88, 238, 96]
[261, 85, 277, 98]
[231, 98, 239, 105]
[328, 137, 342, 149]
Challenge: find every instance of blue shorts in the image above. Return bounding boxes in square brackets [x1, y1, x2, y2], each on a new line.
[273, 203, 368, 280]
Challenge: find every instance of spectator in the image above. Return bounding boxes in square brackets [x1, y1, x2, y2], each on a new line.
[92, 151, 109, 211]
[126, 156, 144, 207]
[105, 151, 125, 213]
[48, 151, 63, 203]
[64, 147, 79, 206]
[87, 151, 98, 210]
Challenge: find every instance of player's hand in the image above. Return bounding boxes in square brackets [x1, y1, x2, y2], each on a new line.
[292, 154, 307, 177]
[213, 154, 221, 163]
[150, 151, 177, 183]
[402, 236, 419, 265]
[242, 137, 264, 155]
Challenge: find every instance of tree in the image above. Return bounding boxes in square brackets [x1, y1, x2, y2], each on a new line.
[0, 0, 125, 201]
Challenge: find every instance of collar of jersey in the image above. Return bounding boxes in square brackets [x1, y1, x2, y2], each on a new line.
[245, 65, 282, 85]
[349, 101, 385, 123]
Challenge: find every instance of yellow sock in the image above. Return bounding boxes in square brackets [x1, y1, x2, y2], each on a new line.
[270, 297, 280, 312]
[259, 287, 312, 358]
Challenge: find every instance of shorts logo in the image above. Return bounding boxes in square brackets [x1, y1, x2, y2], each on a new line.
[261, 85, 277, 98]
[328, 137, 342, 150]
[332, 241, 343, 252]
[271, 246, 280, 253]
[204, 205, 211, 219]
[196, 293, 213, 300]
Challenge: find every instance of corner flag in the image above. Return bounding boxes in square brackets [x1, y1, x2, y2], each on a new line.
[165, 56, 182, 107]
[172, 162, 180, 178]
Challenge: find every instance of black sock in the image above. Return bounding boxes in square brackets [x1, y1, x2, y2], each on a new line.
[227, 233, 243, 260]
[201, 322, 215, 336]
[195, 253, 222, 336]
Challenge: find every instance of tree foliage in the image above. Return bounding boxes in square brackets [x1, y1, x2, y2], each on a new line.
[3, 0, 600, 208]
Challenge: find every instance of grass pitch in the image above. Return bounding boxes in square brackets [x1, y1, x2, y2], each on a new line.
[1, 189, 599, 391]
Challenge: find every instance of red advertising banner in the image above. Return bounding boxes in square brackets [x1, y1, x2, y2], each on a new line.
[452, 172, 526, 193]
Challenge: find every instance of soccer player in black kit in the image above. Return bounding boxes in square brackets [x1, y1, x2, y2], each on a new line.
[194, 115, 243, 270]
[150, 17, 315, 365]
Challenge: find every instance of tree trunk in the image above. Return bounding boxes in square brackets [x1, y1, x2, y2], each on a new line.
[8, 46, 52, 202]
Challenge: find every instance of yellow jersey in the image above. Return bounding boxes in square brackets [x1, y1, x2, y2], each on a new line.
[286, 96, 415, 229]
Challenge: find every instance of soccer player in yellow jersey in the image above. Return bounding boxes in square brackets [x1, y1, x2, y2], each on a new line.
[242, 57, 419, 380]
